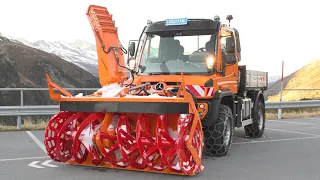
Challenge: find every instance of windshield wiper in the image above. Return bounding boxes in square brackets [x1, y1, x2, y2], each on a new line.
[174, 72, 192, 75]
[146, 72, 193, 75]
[148, 72, 171, 75]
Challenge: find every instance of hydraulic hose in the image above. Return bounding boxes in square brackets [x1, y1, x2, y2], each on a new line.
[103, 46, 135, 87]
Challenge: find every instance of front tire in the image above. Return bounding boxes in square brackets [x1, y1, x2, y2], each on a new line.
[203, 104, 234, 157]
[244, 100, 265, 138]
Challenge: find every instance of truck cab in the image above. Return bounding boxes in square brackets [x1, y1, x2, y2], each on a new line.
[127, 17, 239, 79]
[126, 16, 268, 157]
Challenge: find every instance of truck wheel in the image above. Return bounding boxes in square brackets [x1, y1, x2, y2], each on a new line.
[244, 100, 265, 138]
[203, 104, 234, 157]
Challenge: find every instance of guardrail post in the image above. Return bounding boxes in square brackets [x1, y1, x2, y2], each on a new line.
[16, 116, 21, 130]
[278, 90, 283, 119]
[17, 89, 23, 130]
[278, 108, 282, 119]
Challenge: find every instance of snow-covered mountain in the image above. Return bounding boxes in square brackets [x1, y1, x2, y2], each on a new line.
[268, 76, 281, 85]
[15, 38, 99, 77]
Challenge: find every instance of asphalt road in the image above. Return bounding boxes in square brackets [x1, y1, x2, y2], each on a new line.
[1, 117, 320, 180]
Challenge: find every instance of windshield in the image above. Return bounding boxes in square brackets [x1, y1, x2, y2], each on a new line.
[136, 32, 217, 75]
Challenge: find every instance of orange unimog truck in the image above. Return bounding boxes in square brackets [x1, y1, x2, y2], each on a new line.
[44, 5, 268, 176]
[126, 15, 268, 155]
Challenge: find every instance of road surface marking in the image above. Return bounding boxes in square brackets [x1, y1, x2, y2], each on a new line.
[233, 136, 319, 145]
[268, 120, 316, 126]
[28, 160, 58, 168]
[233, 137, 256, 142]
[28, 161, 45, 168]
[26, 131, 47, 153]
[42, 160, 58, 167]
[0, 156, 49, 162]
[266, 128, 320, 137]
[305, 117, 320, 120]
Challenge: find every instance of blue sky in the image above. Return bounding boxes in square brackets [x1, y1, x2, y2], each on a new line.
[1, 0, 319, 77]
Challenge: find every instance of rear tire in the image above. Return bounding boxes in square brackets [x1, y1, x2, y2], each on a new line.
[244, 100, 265, 138]
[203, 104, 234, 157]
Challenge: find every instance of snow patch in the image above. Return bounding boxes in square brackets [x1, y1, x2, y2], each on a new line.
[104, 148, 110, 153]
[75, 93, 83, 97]
[137, 157, 143, 164]
[171, 157, 181, 171]
[180, 114, 187, 118]
[78, 122, 102, 152]
[107, 124, 114, 130]
[124, 94, 177, 99]
[153, 165, 163, 170]
[183, 161, 189, 166]
[183, 165, 191, 171]
[16, 38, 98, 75]
[168, 127, 178, 139]
[172, 162, 181, 171]
[116, 162, 126, 166]
[120, 125, 127, 132]
[98, 83, 124, 97]
[184, 135, 189, 141]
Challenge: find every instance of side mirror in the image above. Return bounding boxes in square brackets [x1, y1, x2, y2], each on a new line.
[225, 37, 235, 53]
[128, 42, 136, 57]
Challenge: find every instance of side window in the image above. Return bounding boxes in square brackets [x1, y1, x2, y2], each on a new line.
[221, 32, 236, 65]
[143, 35, 160, 59]
[220, 36, 227, 54]
[148, 36, 160, 58]
[140, 35, 160, 63]
[234, 28, 241, 61]
[227, 35, 236, 64]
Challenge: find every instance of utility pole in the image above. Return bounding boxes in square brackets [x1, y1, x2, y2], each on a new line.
[278, 60, 284, 119]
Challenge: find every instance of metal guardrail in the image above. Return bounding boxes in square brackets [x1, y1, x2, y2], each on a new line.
[265, 100, 320, 109]
[1, 100, 320, 117]
[0, 88, 99, 129]
[0, 100, 319, 130]
[0, 105, 59, 116]
[0, 88, 99, 108]
[0, 88, 319, 129]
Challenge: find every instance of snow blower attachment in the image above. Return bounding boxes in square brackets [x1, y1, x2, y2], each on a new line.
[44, 5, 204, 176]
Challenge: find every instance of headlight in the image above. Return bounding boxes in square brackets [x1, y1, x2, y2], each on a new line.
[129, 59, 136, 70]
[206, 56, 214, 69]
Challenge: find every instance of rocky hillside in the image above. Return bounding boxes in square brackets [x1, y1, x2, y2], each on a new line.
[0, 35, 100, 106]
[267, 60, 320, 101]
[265, 72, 296, 101]
[268, 76, 281, 85]
[14, 38, 99, 77]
